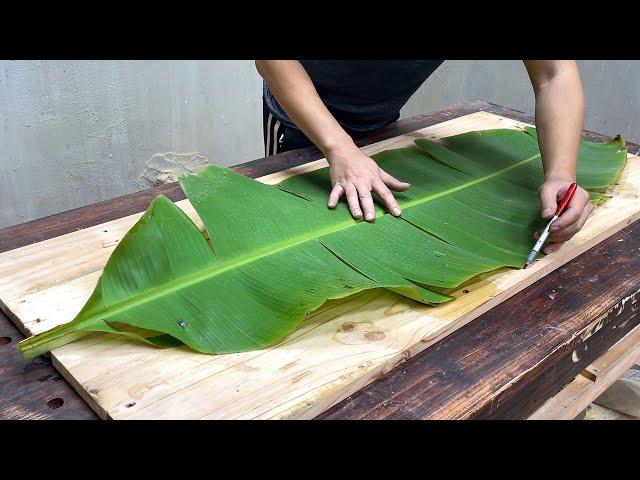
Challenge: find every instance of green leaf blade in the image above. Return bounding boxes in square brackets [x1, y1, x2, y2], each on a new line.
[18, 128, 628, 359]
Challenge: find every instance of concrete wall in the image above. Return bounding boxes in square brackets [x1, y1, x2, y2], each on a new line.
[402, 60, 639, 142]
[0, 60, 264, 228]
[1, 60, 638, 229]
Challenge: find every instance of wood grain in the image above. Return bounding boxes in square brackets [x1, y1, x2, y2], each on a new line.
[528, 323, 640, 420]
[0, 309, 96, 420]
[2, 110, 638, 420]
[320, 220, 640, 419]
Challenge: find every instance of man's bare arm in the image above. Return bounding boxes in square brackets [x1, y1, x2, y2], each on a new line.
[524, 60, 591, 254]
[255, 60, 409, 221]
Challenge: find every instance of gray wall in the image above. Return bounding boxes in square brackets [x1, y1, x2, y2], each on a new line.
[402, 60, 639, 142]
[0, 60, 264, 228]
[1, 60, 638, 229]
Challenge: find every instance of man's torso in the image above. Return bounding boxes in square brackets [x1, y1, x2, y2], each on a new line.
[263, 60, 445, 134]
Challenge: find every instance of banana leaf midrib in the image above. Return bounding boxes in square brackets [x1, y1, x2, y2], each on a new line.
[400, 150, 540, 209]
[68, 148, 543, 329]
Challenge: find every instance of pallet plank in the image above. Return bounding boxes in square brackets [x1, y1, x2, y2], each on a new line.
[2, 111, 638, 419]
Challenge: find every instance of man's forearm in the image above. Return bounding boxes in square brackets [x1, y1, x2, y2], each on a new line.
[255, 60, 356, 158]
[255, 60, 410, 221]
[524, 60, 593, 251]
[525, 60, 585, 181]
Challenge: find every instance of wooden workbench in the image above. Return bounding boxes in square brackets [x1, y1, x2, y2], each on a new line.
[1, 100, 638, 420]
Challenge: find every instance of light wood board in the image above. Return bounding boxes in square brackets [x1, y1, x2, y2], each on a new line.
[1, 111, 639, 419]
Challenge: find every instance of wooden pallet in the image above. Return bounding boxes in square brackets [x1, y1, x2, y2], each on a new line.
[1, 111, 639, 419]
[529, 324, 640, 420]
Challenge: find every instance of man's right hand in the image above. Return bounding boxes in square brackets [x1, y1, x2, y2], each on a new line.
[326, 142, 410, 222]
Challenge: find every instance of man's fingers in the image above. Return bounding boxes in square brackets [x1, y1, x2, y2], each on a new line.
[547, 228, 579, 243]
[380, 170, 411, 191]
[547, 202, 593, 243]
[546, 217, 581, 243]
[550, 191, 590, 231]
[550, 205, 582, 231]
[539, 184, 559, 219]
[344, 184, 362, 219]
[576, 202, 594, 229]
[534, 225, 578, 243]
[356, 183, 376, 222]
[329, 167, 411, 221]
[327, 184, 344, 209]
[542, 242, 563, 255]
[534, 186, 594, 255]
[372, 181, 401, 216]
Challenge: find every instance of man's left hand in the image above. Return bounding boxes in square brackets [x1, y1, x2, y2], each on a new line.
[536, 178, 593, 254]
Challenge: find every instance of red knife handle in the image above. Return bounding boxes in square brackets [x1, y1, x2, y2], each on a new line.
[555, 183, 578, 217]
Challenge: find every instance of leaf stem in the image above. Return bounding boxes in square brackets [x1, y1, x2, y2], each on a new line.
[18, 323, 90, 361]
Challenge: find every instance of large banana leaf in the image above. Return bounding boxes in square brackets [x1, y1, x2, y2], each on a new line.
[18, 127, 627, 360]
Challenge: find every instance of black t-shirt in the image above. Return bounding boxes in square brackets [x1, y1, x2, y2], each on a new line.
[263, 60, 445, 133]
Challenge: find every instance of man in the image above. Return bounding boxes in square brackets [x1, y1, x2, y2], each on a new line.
[255, 60, 591, 255]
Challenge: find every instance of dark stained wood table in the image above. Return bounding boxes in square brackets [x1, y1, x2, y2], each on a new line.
[1, 100, 639, 420]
